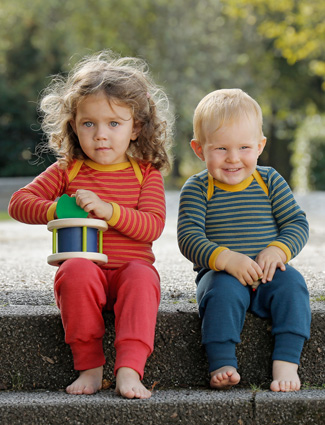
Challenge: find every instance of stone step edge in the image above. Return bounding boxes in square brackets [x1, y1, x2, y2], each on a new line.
[1, 302, 324, 391]
[0, 388, 324, 425]
[1, 299, 324, 314]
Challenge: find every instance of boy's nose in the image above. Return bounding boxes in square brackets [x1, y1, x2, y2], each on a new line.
[226, 150, 239, 163]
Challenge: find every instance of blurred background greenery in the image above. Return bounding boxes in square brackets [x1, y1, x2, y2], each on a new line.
[1, 0, 325, 190]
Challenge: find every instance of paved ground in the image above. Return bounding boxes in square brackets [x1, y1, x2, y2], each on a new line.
[0, 191, 324, 307]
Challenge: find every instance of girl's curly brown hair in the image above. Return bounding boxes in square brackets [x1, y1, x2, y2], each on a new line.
[39, 50, 174, 173]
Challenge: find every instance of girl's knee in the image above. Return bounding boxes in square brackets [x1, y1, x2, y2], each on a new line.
[116, 261, 160, 298]
[55, 258, 104, 295]
[57, 258, 99, 278]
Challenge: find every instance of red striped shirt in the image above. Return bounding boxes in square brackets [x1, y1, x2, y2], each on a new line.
[8, 159, 166, 268]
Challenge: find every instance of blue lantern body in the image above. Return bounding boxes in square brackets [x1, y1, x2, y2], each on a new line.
[47, 218, 108, 267]
[57, 227, 98, 253]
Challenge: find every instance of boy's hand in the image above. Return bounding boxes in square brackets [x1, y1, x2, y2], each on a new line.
[255, 246, 286, 283]
[215, 250, 263, 287]
[74, 189, 113, 221]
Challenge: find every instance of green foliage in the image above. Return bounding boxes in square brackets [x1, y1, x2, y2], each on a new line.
[291, 115, 325, 190]
[223, 0, 325, 85]
[0, 0, 325, 189]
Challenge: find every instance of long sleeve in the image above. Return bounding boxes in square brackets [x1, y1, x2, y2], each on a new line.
[262, 167, 309, 261]
[8, 162, 69, 224]
[107, 166, 166, 243]
[177, 172, 226, 271]
[178, 167, 309, 272]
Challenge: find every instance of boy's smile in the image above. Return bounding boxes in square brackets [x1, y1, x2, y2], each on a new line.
[70, 91, 139, 165]
[191, 116, 266, 186]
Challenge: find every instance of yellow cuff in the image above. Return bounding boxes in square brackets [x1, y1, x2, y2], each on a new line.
[267, 241, 291, 263]
[47, 202, 57, 222]
[107, 202, 121, 227]
[208, 247, 229, 271]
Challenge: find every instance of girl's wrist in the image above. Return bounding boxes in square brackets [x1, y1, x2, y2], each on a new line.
[104, 203, 114, 221]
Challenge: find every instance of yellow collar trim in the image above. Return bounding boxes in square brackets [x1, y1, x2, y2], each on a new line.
[84, 159, 131, 171]
[68, 157, 143, 185]
[207, 169, 269, 200]
[209, 173, 254, 193]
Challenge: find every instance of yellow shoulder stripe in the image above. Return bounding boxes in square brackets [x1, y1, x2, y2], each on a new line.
[207, 173, 214, 201]
[68, 160, 84, 183]
[128, 156, 143, 185]
[253, 170, 269, 196]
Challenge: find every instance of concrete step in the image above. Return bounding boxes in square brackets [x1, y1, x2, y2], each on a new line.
[1, 301, 324, 392]
[0, 388, 325, 425]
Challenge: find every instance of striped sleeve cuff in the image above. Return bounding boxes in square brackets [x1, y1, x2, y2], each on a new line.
[47, 202, 57, 222]
[107, 202, 121, 227]
[267, 241, 292, 263]
[209, 246, 229, 271]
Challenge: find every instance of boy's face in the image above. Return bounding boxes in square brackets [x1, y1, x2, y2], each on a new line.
[191, 116, 266, 186]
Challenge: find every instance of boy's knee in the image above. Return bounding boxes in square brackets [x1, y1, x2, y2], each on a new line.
[272, 265, 308, 295]
[197, 271, 246, 305]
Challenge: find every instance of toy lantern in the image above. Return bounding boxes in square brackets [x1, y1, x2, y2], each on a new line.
[47, 194, 108, 266]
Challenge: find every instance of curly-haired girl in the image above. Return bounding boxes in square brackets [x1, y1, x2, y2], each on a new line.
[9, 50, 174, 398]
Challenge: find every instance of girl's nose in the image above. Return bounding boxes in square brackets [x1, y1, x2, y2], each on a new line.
[94, 125, 108, 141]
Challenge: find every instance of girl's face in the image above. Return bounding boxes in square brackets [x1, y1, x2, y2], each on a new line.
[70, 92, 140, 165]
[191, 116, 266, 186]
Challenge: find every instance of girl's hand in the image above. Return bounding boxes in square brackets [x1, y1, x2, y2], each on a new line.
[255, 246, 286, 283]
[74, 189, 113, 221]
[215, 250, 263, 287]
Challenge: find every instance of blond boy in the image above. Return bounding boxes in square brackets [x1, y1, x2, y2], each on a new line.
[177, 89, 311, 391]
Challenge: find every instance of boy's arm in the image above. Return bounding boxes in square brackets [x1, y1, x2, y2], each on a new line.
[177, 176, 263, 285]
[8, 163, 68, 224]
[177, 175, 224, 270]
[266, 169, 309, 262]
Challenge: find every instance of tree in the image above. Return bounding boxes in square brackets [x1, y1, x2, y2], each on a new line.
[222, 0, 325, 84]
[1, 0, 325, 188]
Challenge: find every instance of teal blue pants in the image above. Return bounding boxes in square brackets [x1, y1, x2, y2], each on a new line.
[196, 264, 311, 373]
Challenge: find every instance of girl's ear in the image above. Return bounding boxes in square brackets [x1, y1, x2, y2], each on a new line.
[131, 122, 142, 141]
[190, 139, 205, 161]
[70, 120, 77, 134]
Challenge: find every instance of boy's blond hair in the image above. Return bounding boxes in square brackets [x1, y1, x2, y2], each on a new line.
[193, 88, 264, 143]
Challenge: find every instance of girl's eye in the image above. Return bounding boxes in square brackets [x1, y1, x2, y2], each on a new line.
[110, 121, 119, 127]
[84, 122, 93, 128]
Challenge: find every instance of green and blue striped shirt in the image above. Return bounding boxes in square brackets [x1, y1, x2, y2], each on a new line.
[177, 166, 309, 272]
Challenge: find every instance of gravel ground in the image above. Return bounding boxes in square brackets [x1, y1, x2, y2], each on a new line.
[0, 191, 324, 306]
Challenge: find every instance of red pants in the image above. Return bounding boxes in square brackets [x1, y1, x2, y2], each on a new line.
[54, 258, 160, 379]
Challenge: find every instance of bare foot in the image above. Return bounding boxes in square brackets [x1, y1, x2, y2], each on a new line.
[66, 366, 103, 395]
[270, 360, 300, 392]
[210, 366, 241, 390]
[115, 367, 151, 399]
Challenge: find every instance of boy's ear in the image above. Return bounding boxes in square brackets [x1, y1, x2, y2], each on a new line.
[190, 139, 205, 161]
[258, 137, 267, 156]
